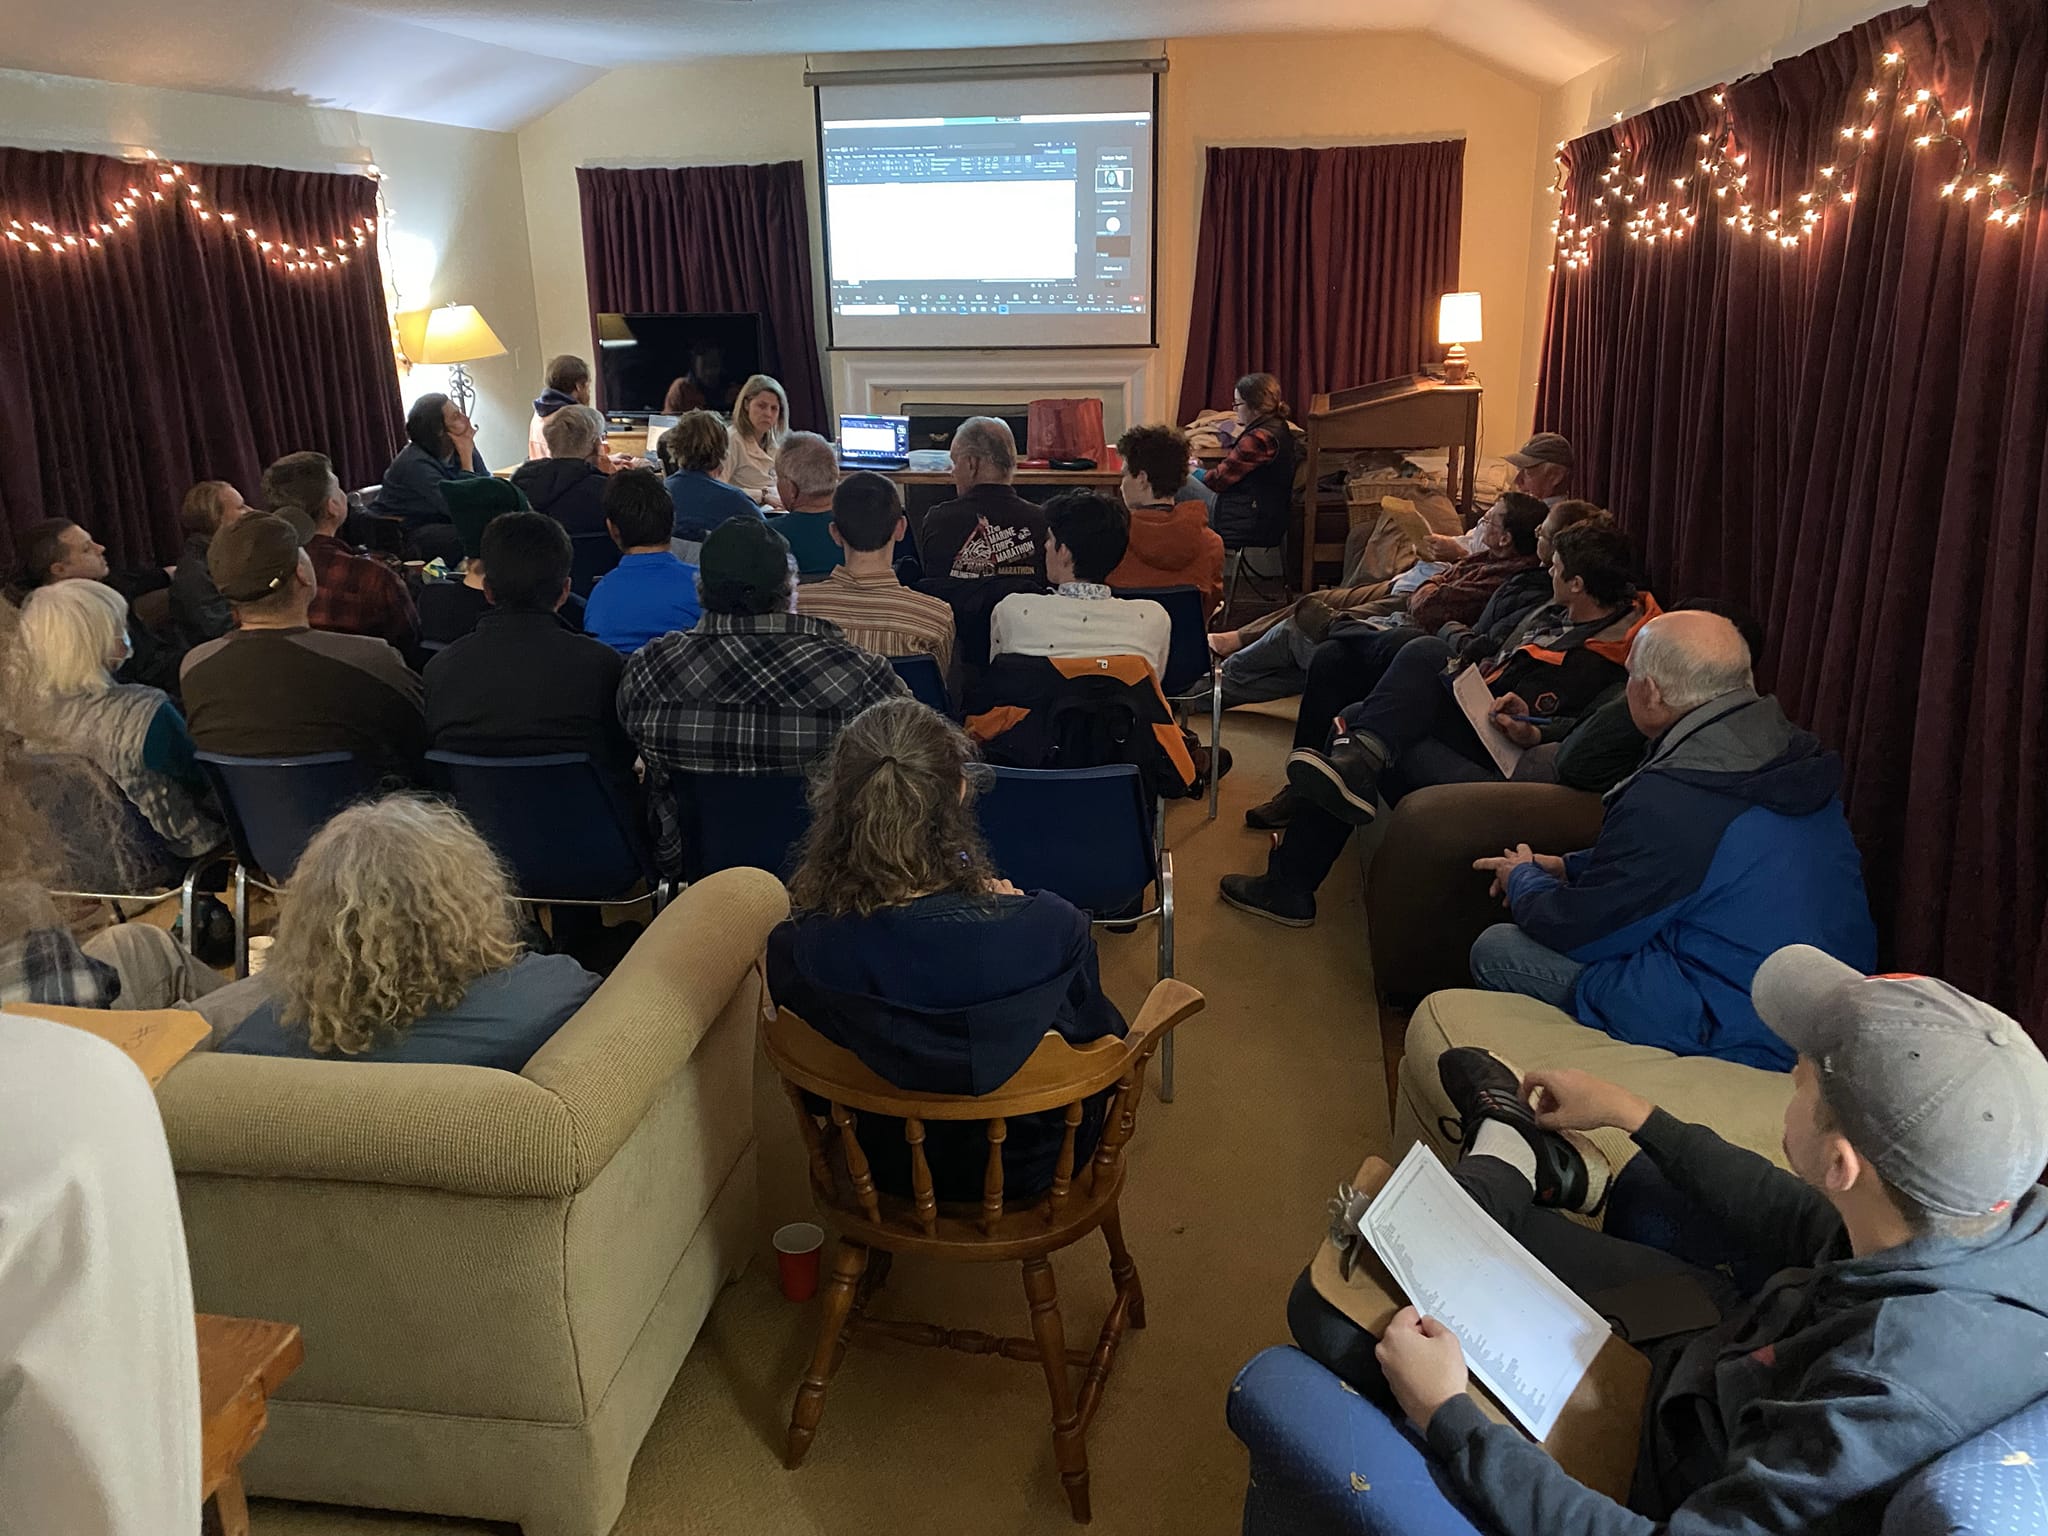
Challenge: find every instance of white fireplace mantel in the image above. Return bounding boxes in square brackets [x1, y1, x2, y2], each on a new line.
[830, 349, 1162, 440]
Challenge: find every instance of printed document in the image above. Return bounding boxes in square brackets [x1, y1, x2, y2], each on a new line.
[1453, 666, 1527, 778]
[1359, 1144, 1611, 1439]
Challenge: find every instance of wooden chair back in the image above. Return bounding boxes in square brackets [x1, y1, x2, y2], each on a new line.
[765, 979, 1202, 1261]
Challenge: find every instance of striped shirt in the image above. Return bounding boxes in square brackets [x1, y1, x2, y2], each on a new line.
[796, 567, 956, 674]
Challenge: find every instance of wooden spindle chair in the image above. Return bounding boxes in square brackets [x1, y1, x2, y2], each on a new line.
[764, 977, 1205, 1523]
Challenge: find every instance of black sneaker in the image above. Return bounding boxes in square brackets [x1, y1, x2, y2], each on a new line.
[1436, 1047, 1610, 1214]
[1218, 872, 1316, 928]
[1286, 732, 1384, 826]
[1244, 785, 1300, 830]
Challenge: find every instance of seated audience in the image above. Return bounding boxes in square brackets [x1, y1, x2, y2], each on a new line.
[16, 579, 223, 861]
[425, 511, 633, 783]
[380, 392, 488, 560]
[1468, 609, 1875, 1067]
[512, 404, 612, 537]
[417, 478, 524, 647]
[15, 515, 187, 693]
[1211, 435, 1576, 672]
[769, 431, 846, 578]
[527, 352, 592, 460]
[1291, 952, 2048, 1536]
[169, 481, 248, 648]
[618, 517, 906, 878]
[265, 451, 419, 652]
[795, 471, 955, 675]
[584, 468, 702, 654]
[1108, 423, 1225, 614]
[919, 416, 1049, 581]
[1221, 523, 1652, 926]
[768, 699, 1125, 1201]
[723, 373, 790, 503]
[1200, 372, 1296, 552]
[180, 511, 425, 775]
[219, 795, 599, 1069]
[664, 409, 762, 546]
[989, 491, 1171, 680]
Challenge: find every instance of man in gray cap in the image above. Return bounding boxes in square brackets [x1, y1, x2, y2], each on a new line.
[617, 516, 907, 880]
[1287, 945, 2048, 1535]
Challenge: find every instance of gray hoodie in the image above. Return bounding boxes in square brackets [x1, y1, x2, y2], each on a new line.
[1425, 1110, 2048, 1534]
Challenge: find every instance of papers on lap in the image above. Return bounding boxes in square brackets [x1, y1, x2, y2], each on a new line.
[1453, 666, 1527, 778]
[1359, 1144, 1611, 1440]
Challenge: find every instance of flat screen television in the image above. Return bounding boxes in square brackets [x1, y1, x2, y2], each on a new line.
[593, 312, 765, 417]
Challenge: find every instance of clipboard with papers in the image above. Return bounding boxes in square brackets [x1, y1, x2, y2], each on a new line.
[1453, 666, 1529, 778]
[1310, 1147, 1651, 1501]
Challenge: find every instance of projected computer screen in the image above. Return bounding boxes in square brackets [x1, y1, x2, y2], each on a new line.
[815, 72, 1157, 349]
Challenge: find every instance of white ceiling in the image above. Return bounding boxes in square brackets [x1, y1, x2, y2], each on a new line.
[2, 0, 1691, 131]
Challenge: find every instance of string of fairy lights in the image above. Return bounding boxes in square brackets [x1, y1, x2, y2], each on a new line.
[2, 151, 386, 275]
[1551, 41, 2034, 274]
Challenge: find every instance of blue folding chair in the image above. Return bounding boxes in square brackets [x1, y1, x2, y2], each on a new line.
[195, 751, 383, 975]
[1113, 583, 1225, 821]
[427, 751, 666, 914]
[975, 764, 1180, 1102]
[890, 653, 952, 716]
[418, 638, 451, 655]
[669, 772, 812, 882]
[570, 532, 622, 598]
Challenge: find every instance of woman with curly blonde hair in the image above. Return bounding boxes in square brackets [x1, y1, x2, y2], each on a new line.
[771, 698, 1125, 1201]
[219, 795, 600, 1068]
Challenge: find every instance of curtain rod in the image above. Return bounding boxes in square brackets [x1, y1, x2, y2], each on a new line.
[803, 58, 1166, 87]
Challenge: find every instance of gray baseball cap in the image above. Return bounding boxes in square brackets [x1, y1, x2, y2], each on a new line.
[1505, 432, 1574, 470]
[1754, 945, 2048, 1218]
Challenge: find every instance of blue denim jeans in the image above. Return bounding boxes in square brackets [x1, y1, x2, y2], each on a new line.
[1468, 922, 1584, 1009]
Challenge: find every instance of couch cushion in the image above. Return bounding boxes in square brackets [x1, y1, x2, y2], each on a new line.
[1396, 989, 1795, 1179]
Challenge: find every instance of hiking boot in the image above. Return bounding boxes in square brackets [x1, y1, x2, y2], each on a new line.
[1437, 1047, 1611, 1214]
[1167, 671, 1218, 707]
[1244, 784, 1301, 830]
[1296, 594, 1339, 644]
[1219, 872, 1316, 928]
[1286, 731, 1386, 826]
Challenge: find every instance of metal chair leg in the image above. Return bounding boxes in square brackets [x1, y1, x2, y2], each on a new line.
[1158, 845, 1175, 1103]
[1206, 669, 1224, 821]
[1222, 549, 1244, 628]
[232, 867, 250, 979]
[179, 866, 198, 963]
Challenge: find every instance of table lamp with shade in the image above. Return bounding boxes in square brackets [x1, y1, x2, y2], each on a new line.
[396, 303, 506, 422]
[1437, 291, 1482, 384]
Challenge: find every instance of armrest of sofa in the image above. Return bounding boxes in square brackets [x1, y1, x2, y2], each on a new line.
[520, 865, 790, 1188]
[1367, 782, 1605, 1004]
[161, 1054, 581, 1197]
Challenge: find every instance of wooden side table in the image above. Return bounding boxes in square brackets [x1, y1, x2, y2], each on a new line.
[198, 1314, 305, 1536]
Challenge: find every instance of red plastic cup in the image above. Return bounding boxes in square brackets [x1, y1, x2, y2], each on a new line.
[773, 1222, 825, 1302]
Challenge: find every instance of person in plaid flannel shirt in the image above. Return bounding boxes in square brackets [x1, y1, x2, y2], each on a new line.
[619, 517, 907, 878]
[264, 451, 420, 653]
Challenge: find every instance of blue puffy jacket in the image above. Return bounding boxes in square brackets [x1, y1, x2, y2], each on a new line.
[1504, 690, 1876, 1068]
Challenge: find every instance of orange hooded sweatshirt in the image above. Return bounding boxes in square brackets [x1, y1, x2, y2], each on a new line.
[1108, 500, 1227, 617]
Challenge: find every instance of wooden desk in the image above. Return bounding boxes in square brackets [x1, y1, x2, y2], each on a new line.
[199, 1314, 305, 1536]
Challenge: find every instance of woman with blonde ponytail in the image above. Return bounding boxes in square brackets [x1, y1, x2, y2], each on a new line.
[772, 698, 1125, 1199]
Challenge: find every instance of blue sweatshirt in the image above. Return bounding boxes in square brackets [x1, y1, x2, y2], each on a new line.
[1506, 691, 1875, 1068]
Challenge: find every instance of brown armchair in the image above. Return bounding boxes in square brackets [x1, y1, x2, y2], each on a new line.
[1366, 782, 1607, 1004]
[764, 978, 1204, 1523]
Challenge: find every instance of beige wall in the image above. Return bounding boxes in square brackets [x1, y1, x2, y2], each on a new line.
[1512, 0, 1916, 440]
[516, 33, 1541, 457]
[0, 69, 542, 470]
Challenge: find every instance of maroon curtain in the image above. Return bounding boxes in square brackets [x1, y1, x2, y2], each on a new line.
[577, 162, 828, 433]
[1535, 0, 2048, 1032]
[0, 149, 401, 571]
[1177, 141, 1464, 423]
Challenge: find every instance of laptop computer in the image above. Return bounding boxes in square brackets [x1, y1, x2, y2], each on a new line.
[837, 413, 911, 471]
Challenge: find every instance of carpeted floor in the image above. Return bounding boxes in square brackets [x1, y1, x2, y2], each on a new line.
[252, 707, 1388, 1536]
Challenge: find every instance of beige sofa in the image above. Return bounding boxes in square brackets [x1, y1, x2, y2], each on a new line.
[158, 866, 791, 1536]
[1393, 988, 1797, 1183]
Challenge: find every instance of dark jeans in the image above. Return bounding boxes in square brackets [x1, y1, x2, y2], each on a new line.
[1286, 1154, 1738, 1405]
[1292, 627, 1424, 750]
[1268, 638, 1502, 894]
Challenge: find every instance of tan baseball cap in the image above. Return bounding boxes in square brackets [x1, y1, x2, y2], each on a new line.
[1754, 945, 2048, 1218]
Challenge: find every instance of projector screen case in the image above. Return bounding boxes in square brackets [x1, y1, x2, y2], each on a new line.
[814, 68, 1159, 350]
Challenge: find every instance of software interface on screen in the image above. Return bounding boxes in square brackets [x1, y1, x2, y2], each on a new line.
[816, 73, 1156, 348]
[838, 414, 910, 459]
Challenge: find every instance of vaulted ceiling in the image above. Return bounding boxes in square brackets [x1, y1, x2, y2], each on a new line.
[0, 0, 1692, 131]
